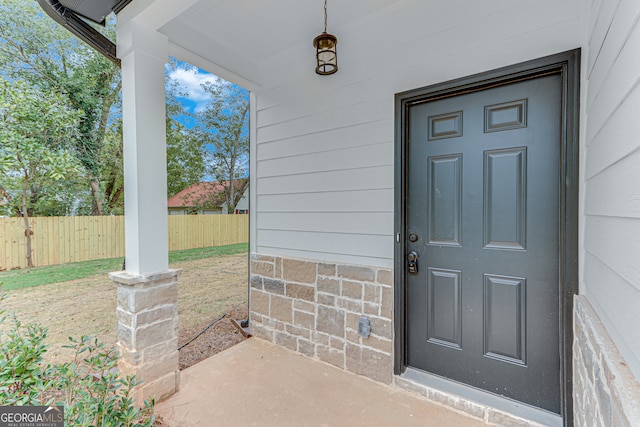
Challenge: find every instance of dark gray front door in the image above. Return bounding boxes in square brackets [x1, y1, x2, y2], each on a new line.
[406, 74, 561, 413]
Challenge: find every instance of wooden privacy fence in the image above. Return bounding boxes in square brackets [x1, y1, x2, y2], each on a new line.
[0, 215, 249, 270]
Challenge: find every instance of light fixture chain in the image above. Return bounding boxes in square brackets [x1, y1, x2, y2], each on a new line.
[324, 0, 328, 33]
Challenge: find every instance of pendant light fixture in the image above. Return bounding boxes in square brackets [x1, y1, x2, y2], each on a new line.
[313, 0, 338, 75]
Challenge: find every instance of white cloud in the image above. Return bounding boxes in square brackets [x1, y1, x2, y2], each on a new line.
[168, 67, 218, 108]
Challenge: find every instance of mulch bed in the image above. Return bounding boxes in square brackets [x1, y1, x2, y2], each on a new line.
[177, 304, 249, 370]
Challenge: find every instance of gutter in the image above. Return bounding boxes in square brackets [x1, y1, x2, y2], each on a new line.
[112, 0, 134, 15]
[37, 0, 134, 67]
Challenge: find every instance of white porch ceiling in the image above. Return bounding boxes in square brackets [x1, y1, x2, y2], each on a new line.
[122, 0, 408, 88]
[168, 0, 399, 61]
[118, 0, 584, 91]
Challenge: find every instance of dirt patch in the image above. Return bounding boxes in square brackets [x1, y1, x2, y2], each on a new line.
[178, 304, 248, 370]
[1, 253, 248, 369]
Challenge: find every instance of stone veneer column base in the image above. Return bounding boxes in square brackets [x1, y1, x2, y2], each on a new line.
[250, 254, 394, 384]
[110, 269, 180, 405]
[573, 295, 640, 427]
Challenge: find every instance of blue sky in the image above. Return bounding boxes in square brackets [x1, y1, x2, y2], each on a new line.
[167, 63, 219, 115]
[166, 61, 250, 180]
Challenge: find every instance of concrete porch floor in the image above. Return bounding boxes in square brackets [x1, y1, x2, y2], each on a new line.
[156, 338, 488, 426]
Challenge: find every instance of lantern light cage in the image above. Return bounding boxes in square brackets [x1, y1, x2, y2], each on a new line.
[314, 0, 338, 75]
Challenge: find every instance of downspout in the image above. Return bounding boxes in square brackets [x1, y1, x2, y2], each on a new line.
[37, 0, 133, 66]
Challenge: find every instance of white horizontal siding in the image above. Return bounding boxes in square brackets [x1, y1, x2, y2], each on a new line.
[256, 78, 389, 129]
[584, 83, 640, 179]
[583, 0, 640, 380]
[585, 0, 622, 74]
[585, 149, 640, 218]
[584, 216, 640, 288]
[584, 253, 640, 377]
[585, 0, 639, 103]
[256, 230, 393, 267]
[257, 212, 392, 237]
[256, 189, 393, 213]
[257, 120, 392, 161]
[585, 13, 640, 145]
[253, 0, 582, 268]
[258, 165, 393, 196]
[257, 141, 391, 179]
[257, 95, 391, 145]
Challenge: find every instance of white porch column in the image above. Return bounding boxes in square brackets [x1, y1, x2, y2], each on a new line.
[110, 19, 179, 404]
[118, 19, 168, 275]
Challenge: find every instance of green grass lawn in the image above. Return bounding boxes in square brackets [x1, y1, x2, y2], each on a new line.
[0, 243, 248, 291]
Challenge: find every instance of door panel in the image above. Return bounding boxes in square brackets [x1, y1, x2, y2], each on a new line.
[406, 74, 561, 413]
[427, 267, 462, 349]
[483, 147, 527, 250]
[483, 274, 526, 365]
[428, 154, 462, 246]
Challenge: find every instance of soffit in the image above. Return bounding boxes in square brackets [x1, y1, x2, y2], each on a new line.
[162, 0, 401, 61]
[58, 0, 120, 24]
[150, 0, 405, 86]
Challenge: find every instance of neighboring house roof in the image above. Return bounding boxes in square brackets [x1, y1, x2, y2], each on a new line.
[167, 181, 246, 208]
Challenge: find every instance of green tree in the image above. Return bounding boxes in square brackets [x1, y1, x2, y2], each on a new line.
[197, 78, 249, 213]
[165, 62, 207, 197]
[96, 122, 125, 215]
[0, 0, 121, 215]
[0, 3, 215, 216]
[166, 118, 207, 198]
[0, 79, 80, 267]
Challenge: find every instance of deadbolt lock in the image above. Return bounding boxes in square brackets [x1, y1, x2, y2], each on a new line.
[407, 250, 419, 274]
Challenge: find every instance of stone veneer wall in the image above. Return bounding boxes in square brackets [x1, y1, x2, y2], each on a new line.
[250, 254, 556, 427]
[250, 254, 394, 384]
[574, 295, 640, 427]
[110, 270, 180, 404]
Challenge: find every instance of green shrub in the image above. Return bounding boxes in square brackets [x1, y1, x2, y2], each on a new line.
[0, 293, 156, 426]
[53, 336, 155, 427]
[0, 313, 51, 405]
